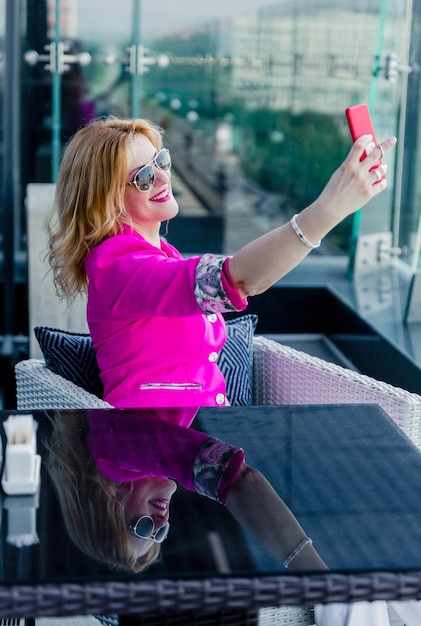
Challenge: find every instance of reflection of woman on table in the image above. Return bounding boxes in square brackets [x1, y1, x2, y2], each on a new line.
[46, 408, 327, 573]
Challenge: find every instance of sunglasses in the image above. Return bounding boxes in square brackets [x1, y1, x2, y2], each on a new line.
[129, 515, 170, 543]
[126, 148, 172, 192]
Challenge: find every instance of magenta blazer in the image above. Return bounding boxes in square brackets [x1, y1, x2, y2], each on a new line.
[85, 226, 247, 411]
[87, 409, 245, 505]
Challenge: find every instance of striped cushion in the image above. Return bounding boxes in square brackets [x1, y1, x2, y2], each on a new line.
[34, 314, 258, 405]
[34, 326, 104, 397]
[218, 314, 258, 406]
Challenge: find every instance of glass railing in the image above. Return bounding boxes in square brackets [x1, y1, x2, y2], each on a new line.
[19, 0, 412, 262]
[141, 1, 408, 260]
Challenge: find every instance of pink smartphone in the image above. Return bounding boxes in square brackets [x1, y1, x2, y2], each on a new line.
[345, 103, 382, 172]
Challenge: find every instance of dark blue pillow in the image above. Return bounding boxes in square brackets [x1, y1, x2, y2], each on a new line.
[218, 314, 258, 406]
[34, 313, 258, 405]
[34, 326, 104, 398]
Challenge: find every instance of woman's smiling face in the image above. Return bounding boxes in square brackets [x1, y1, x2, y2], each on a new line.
[123, 476, 177, 559]
[124, 133, 179, 240]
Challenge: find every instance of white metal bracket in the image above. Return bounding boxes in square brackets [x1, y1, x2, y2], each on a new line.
[354, 232, 404, 273]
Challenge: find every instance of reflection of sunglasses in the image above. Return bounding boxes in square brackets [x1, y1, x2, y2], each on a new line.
[129, 515, 170, 543]
[126, 148, 172, 192]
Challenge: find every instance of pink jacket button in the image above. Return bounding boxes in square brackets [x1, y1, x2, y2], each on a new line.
[216, 393, 225, 405]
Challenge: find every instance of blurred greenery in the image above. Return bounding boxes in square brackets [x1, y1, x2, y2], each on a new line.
[145, 67, 354, 250]
[243, 111, 347, 200]
[236, 108, 353, 250]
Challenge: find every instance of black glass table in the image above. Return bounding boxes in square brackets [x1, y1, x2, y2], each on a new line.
[1, 404, 421, 621]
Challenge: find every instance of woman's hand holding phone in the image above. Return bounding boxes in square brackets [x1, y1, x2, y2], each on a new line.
[345, 103, 386, 183]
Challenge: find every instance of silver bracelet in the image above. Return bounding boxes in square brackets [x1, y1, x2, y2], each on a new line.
[283, 537, 313, 568]
[290, 214, 321, 249]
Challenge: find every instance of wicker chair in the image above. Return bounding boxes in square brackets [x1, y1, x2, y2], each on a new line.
[252, 336, 421, 450]
[16, 335, 421, 449]
[15, 358, 112, 410]
[15, 335, 418, 626]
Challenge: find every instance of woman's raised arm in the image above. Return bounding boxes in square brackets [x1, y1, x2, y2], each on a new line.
[228, 135, 396, 298]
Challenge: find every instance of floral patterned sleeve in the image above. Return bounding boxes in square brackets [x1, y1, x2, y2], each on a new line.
[192, 436, 245, 505]
[194, 253, 248, 314]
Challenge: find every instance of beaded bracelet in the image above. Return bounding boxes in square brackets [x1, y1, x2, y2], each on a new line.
[283, 537, 313, 568]
[290, 214, 321, 249]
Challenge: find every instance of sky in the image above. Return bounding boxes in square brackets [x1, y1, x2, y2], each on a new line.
[140, 0, 277, 41]
[74, 0, 279, 46]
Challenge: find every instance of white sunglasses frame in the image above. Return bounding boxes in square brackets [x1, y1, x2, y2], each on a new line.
[126, 148, 172, 192]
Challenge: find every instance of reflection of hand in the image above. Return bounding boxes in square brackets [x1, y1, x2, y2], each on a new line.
[315, 134, 397, 221]
[225, 463, 328, 571]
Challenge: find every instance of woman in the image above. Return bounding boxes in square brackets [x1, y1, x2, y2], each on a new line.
[48, 117, 396, 411]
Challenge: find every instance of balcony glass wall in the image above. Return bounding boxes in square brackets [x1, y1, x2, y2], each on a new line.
[398, 0, 421, 272]
[142, 0, 408, 259]
[22, 0, 134, 184]
[17, 1, 411, 254]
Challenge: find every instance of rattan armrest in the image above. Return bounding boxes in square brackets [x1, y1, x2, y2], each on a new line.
[15, 359, 112, 410]
[252, 335, 421, 449]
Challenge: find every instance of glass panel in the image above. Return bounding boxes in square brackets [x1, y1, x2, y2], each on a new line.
[20, 2, 409, 258]
[141, 1, 405, 257]
[397, 0, 421, 272]
[0, 0, 5, 229]
[2, 0, 24, 348]
[21, 0, 140, 356]
[350, 1, 410, 270]
[22, 0, 134, 185]
[76, 0, 137, 119]
[0, 0, 5, 342]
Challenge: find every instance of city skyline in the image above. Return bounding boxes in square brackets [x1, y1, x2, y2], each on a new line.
[71, 0, 278, 45]
[74, 0, 392, 47]
[141, 0, 277, 41]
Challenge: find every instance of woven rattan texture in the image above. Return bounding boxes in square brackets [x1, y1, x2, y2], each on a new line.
[253, 336, 421, 449]
[1, 574, 421, 618]
[15, 359, 112, 410]
[258, 606, 314, 625]
[95, 606, 315, 625]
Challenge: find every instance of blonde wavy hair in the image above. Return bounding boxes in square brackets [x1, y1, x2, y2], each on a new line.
[47, 116, 164, 301]
[45, 411, 161, 573]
